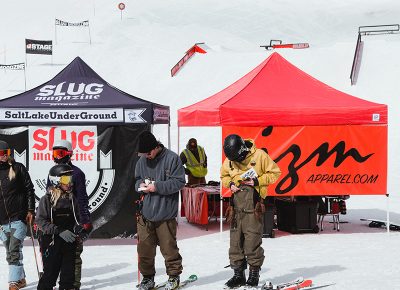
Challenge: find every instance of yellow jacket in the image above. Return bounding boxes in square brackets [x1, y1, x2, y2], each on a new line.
[220, 139, 281, 199]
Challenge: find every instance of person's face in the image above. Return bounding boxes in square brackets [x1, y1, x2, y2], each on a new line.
[0, 149, 10, 162]
[144, 147, 158, 160]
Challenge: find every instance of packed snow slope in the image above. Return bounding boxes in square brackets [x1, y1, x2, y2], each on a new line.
[1, 0, 400, 289]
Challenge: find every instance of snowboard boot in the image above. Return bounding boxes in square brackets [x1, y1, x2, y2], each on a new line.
[9, 278, 27, 290]
[246, 266, 260, 287]
[225, 268, 246, 288]
[165, 275, 180, 290]
[138, 275, 155, 290]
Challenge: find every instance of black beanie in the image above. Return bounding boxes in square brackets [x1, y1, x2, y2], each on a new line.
[138, 131, 158, 153]
[0, 140, 10, 150]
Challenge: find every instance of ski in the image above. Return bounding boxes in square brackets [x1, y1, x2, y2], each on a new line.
[262, 277, 304, 290]
[261, 279, 334, 290]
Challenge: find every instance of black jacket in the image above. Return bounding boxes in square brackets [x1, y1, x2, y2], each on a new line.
[0, 160, 35, 225]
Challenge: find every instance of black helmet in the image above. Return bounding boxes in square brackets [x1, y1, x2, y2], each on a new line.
[49, 164, 73, 187]
[223, 134, 249, 162]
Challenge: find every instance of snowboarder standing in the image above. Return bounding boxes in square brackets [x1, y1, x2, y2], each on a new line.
[36, 164, 84, 290]
[135, 131, 186, 290]
[48, 139, 92, 290]
[221, 134, 281, 288]
[0, 140, 35, 290]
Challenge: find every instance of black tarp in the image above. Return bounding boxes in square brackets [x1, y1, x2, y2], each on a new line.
[0, 57, 170, 237]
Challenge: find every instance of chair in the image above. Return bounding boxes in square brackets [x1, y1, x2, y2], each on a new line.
[317, 197, 340, 231]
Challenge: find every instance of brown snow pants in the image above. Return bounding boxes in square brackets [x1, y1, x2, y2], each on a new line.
[229, 186, 264, 270]
[137, 216, 183, 277]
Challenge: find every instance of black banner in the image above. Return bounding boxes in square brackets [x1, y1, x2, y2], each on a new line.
[0, 63, 25, 70]
[55, 19, 89, 27]
[0, 124, 149, 238]
[26, 39, 53, 55]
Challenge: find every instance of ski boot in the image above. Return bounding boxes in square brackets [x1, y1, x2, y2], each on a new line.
[225, 268, 246, 288]
[246, 266, 260, 287]
[138, 276, 155, 290]
[165, 275, 180, 290]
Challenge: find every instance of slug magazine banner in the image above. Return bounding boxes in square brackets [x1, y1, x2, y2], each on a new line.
[0, 124, 146, 237]
[222, 125, 387, 197]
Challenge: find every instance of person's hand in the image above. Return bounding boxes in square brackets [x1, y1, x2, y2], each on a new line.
[254, 202, 266, 220]
[230, 184, 241, 193]
[145, 183, 156, 192]
[241, 178, 254, 186]
[59, 230, 77, 243]
[225, 206, 234, 223]
[26, 211, 35, 226]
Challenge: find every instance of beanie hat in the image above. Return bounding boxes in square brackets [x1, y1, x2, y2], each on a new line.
[138, 131, 158, 153]
[0, 140, 10, 150]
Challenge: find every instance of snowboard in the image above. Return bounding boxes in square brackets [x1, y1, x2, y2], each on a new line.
[360, 218, 400, 231]
[152, 274, 198, 290]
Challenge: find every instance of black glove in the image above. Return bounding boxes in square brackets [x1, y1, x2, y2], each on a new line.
[59, 230, 77, 243]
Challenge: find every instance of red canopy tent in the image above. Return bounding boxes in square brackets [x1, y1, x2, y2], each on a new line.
[178, 52, 387, 197]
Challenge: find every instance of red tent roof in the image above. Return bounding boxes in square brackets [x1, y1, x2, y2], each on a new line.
[178, 52, 387, 126]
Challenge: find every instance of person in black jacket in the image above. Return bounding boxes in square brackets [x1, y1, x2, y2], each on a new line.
[0, 140, 35, 290]
[37, 164, 84, 290]
[46, 139, 92, 290]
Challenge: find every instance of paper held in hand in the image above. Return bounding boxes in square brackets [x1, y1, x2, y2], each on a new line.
[240, 168, 258, 180]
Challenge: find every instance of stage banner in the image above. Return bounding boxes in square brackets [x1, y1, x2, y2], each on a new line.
[26, 39, 53, 55]
[222, 125, 387, 197]
[0, 124, 147, 237]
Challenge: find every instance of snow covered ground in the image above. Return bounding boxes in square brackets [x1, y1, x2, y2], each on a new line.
[1, 0, 400, 289]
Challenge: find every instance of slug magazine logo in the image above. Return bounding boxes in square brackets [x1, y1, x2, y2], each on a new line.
[26, 126, 115, 213]
[35, 82, 104, 105]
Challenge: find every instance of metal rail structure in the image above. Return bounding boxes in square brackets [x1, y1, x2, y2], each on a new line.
[350, 24, 399, 85]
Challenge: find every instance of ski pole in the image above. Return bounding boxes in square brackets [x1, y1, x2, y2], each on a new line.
[29, 223, 43, 278]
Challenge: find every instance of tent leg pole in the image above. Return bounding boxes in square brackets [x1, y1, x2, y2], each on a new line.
[168, 123, 171, 150]
[177, 126, 181, 224]
[220, 192, 223, 240]
[386, 194, 390, 233]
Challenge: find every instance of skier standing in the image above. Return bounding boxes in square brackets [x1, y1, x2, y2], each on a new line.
[47, 139, 92, 290]
[36, 164, 83, 290]
[221, 134, 281, 288]
[0, 140, 35, 290]
[135, 131, 186, 290]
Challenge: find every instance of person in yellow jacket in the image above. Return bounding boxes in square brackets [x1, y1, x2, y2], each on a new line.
[180, 138, 208, 185]
[221, 134, 281, 289]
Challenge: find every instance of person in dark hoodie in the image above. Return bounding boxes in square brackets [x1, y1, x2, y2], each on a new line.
[0, 140, 35, 290]
[47, 139, 92, 290]
[135, 131, 186, 290]
[37, 163, 83, 290]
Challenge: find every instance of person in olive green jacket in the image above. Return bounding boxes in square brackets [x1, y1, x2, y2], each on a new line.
[220, 134, 281, 289]
[180, 138, 208, 185]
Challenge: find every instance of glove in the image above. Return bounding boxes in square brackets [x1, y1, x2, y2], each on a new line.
[254, 202, 266, 220]
[74, 223, 93, 242]
[225, 205, 234, 223]
[59, 230, 77, 243]
[26, 211, 35, 226]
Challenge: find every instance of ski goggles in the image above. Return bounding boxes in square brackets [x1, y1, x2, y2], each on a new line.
[53, 149, 72, 159]
[0, 149, 11, 157]
[59, 175, 73, 185]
